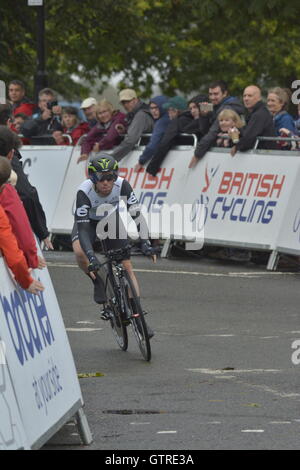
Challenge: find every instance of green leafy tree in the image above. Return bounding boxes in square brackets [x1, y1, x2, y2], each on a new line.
[1, 0, 300, 100]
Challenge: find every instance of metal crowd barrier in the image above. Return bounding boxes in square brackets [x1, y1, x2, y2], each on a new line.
[254, 135, 300, 151]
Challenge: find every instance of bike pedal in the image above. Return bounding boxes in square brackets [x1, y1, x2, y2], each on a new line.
[101, 313, 111, 321]
[100, 308, 113, 321]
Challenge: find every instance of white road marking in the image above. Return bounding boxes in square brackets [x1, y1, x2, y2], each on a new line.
[269, 421, 291, 424]
[157, 430, 177, 434]
[248, 384, 300, 400]
[66, 327, 103, 332]
[203, 334, 235, 337]
[76, 321, 95, 325]
[241, 429, 264, 433]
[214, 376, 235, 379]
[259, 336, 279, 339]
[130, 422, 151, 425]
[187, 368, 281, 374]
[47, 262, 300, 278]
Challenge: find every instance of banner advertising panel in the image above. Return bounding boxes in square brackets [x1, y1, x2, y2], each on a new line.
[0, 251, 84, 448]
[20, 146, 73, 230]
[50, 146, 87, 233]
[274, 163, 300, 256]
[0, 354, 29, 449]
[23, 143, 300, 259]
[119, 148, 300, 250]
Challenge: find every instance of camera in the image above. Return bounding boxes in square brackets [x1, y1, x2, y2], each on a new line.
[46, 100, 58, 110]
[200, 102, 213, 113]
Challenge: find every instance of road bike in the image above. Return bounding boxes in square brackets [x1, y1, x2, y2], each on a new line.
[99, 244, 151, 361]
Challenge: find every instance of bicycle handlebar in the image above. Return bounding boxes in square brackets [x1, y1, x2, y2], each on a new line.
[103, 244, 133, 262]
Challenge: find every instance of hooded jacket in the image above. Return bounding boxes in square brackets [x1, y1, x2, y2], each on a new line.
[0, 205, 34, 289]
[146, 98, 211, 176]
[273, 110, 296, 135]
[12, 96, 36, 117]
[111, 100, 154, 162]
[11, 150, 50, 241]
[62, 121, 90, 145]
[0, 183, 39, 268]
[138, 95, 170, 165]
[194, 96, 245, 159]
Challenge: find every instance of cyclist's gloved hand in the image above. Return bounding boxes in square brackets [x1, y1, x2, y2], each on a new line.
[140, 240, 155, 256]
[88, 255, 101, 273]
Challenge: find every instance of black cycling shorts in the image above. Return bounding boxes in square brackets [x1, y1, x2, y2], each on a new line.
[71, 220, 131, 260]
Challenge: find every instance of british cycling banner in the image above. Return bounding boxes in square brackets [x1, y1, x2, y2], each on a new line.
[22, 142, 300, 259]
[119, 148, 300, 250]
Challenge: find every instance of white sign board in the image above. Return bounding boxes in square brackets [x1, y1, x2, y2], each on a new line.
[20, 146, 73, 231]
[21, 143, 300, 259]
[50, 146, 87, 233]
[0, 80, 6, 104]
[0, 359, 29, 450]
[274, 162, 300, 255]
[28, 0, 43, 5]
[0, 249, 84, 448]
[118, 149, 299, 249]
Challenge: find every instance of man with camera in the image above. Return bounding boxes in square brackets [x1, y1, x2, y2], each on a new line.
[21, 87, 63, 141]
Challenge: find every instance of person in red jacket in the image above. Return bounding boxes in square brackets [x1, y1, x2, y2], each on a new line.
[0, 156, 46, 270]
[8, 80, 36, 117]
[0, 205, 44, 294]
[52, 106, 89, 145]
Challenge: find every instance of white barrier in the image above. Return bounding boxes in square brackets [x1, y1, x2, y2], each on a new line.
[118, 147, 300, 256]
[0, 250, 92, 449]
[51, 146, 87, 233]
[20, 143, 300, 268]
[0, 353, 29, 449]
[270, 161, 300, 267]
[20, 146, 74, 232]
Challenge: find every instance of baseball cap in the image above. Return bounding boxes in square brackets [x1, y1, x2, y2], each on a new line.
[119, 89, 137, 102]
[162, 96, 187, 111]
[80, 97, 97, 109]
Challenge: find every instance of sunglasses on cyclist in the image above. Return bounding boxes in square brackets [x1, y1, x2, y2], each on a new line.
[96, 173, 115, 182]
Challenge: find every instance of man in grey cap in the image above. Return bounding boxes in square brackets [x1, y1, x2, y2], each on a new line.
[111, 89, 154, 162]
[80, 97, 97, 127]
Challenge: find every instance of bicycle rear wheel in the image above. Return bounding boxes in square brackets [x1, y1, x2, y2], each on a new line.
[106, 270, 128, 351]
[122, 271, 151, 361]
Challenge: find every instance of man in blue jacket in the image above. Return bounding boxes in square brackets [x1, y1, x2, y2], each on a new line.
[134, 95, 170, 172]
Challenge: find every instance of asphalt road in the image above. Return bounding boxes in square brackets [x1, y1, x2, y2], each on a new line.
[42, 249, 300, 451]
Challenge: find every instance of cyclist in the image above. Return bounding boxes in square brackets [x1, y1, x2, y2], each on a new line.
[72, 154, 156, 335]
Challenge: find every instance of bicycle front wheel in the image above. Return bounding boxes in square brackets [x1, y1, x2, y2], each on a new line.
[106, 270, 128, 351]
[122, 271, 151, 361]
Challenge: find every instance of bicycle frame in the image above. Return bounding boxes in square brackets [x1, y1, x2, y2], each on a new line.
[99, 243, 151, 361]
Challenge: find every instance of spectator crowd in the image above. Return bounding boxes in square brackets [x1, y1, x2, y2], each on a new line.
[1, 78, 300, 275]
[4, 79, 300, 168]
